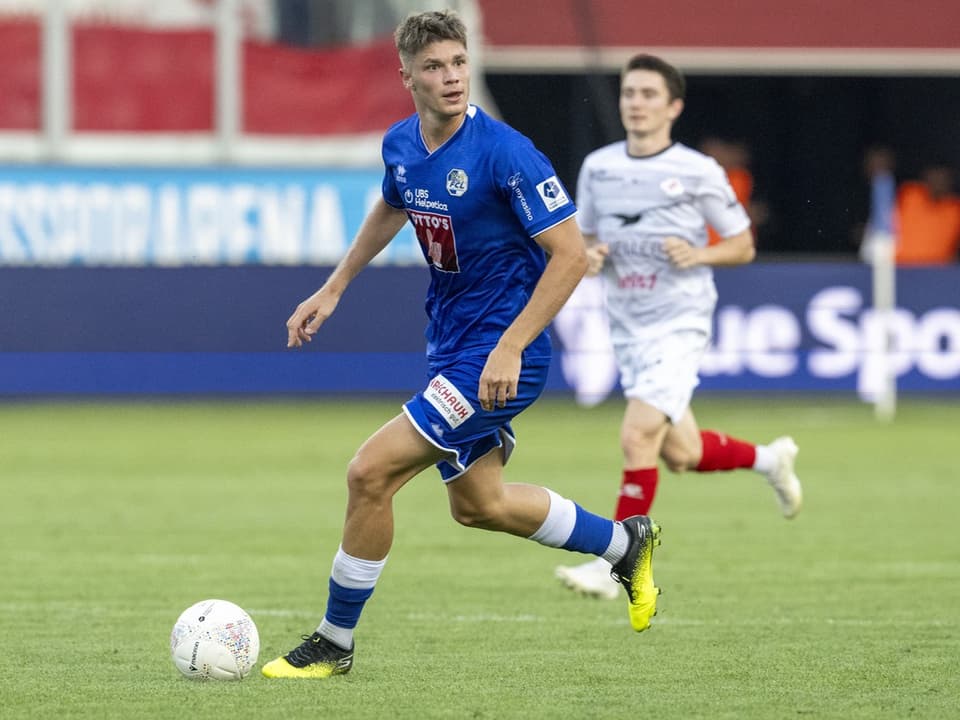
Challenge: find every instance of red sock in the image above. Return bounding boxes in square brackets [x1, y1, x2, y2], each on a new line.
[615, 468, 658, 520]
[696, 430, 757, 472]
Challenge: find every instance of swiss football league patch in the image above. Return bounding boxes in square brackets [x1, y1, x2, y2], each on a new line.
[425, 374, 475, 428]
[408, 210, 460, 272]
[536, 176, 570, 211]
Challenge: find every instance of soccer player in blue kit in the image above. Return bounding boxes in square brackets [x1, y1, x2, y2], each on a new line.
[261, 10, 662, 679]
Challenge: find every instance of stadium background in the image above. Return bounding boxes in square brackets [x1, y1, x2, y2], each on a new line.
[0, 0, 957, 398]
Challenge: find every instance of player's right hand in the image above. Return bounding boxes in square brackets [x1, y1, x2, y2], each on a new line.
[585, 244, 609, 276]
[478, 343, 521, 411]
[286, 289, 339, 348]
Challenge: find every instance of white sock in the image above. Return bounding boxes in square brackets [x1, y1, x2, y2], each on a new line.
[753, 444, 777, 475]
[316, 618, 354, 650]
[601, 522, 630, 565]
[316, 546, 387, 651]
[329, 546, 388, 588]
[528, 488, 577, 547]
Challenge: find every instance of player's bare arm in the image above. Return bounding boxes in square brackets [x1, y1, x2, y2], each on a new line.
[286, 199, 409, 348]
[582, 233, 609, 276]
[662, 227, 755, 270]
[477, 216, 588, 410]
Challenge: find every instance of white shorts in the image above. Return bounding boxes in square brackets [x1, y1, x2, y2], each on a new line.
[614, 330, 709, 424]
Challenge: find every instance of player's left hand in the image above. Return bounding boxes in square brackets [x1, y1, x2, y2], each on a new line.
[585, 244, 609, 276]
[478, 344, 522, 411]
[662, 236, 701, 269]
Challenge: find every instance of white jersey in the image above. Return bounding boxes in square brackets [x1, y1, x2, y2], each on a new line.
[577, 141, 750, 344]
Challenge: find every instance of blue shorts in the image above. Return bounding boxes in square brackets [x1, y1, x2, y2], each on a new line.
[403, 353, 550, 482]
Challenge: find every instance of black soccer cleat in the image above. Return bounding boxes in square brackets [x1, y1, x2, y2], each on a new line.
[261, 632, 354, 679]
[610, 515, 662, 632]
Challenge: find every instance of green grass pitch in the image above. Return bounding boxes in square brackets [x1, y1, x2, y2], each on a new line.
[1, 396, 957, 719]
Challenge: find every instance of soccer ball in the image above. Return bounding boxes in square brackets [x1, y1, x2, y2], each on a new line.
[170, 599, 260, 680]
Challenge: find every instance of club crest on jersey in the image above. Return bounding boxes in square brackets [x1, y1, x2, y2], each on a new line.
[409, 210, 460, 272]
[536, 176, 570, 211]
[425, 374, 475, 428]
[660, 177, 685, 197]
[446, 168, 468, 197]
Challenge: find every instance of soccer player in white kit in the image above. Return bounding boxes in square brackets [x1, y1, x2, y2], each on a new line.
[556, 54, 803, 600]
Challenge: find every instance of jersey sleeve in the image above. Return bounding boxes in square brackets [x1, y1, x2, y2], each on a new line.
[380, 135, 405, 209]
[494, 135, 577, 238]
[696, 158, 751, 238]
[381, 170, 404, 209]
[381, 162, 405, 209]
[575, 154, 597, 235]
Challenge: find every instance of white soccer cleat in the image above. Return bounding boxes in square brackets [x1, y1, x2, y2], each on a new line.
[766, 436, 802, 519]
[555, 557, 621, 600]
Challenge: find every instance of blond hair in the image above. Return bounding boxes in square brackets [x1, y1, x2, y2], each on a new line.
[394, 10, 467, 66]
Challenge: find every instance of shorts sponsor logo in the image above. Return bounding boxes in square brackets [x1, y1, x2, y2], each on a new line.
[536, 176, 570, 211]
[425, 374, 475, 428]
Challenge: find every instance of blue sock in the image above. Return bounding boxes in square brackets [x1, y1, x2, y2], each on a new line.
[561, 504, 614, 556]
[324, 578, 374, 630]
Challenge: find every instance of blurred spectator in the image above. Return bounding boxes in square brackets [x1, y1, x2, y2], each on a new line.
[860, 146, 897, 263]
[699, 137, 768, 246]
[863, 147, 960, 265]
[895, 164, 960, 265]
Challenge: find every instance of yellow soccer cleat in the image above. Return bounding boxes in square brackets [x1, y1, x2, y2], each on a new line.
[610, 516, 662, 632]
[261, 633, 353, 679]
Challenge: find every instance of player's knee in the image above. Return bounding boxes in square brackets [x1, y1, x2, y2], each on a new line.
[661, 443, 701, 473]
[662, 454, 694, 473]
[346, 453, 391, 500]
[449, 499, 502, 531]
[620, 427, 660, 459]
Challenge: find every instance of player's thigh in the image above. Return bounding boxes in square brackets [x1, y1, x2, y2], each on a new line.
[350, 413, 446, 492]
[616, 330, 707, 424]
[661, 408, 703, 471]
[445, 444, 505, 518]
[621, 398, 671, 467]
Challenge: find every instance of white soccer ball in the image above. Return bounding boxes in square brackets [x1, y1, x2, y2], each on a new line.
[170, 599, 260, 680]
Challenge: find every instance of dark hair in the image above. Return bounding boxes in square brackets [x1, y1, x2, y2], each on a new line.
[623, 54, 686, 101]
[394, 10, 468, 65]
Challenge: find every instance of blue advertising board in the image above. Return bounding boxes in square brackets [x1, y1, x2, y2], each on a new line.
[706, 265, 959, 393]
[1, 264, 957, 396]
[0, 166, 957, 396]
[0, 165, 422, 266]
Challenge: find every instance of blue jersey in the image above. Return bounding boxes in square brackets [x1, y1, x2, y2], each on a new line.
[381, 105, 577, 363]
